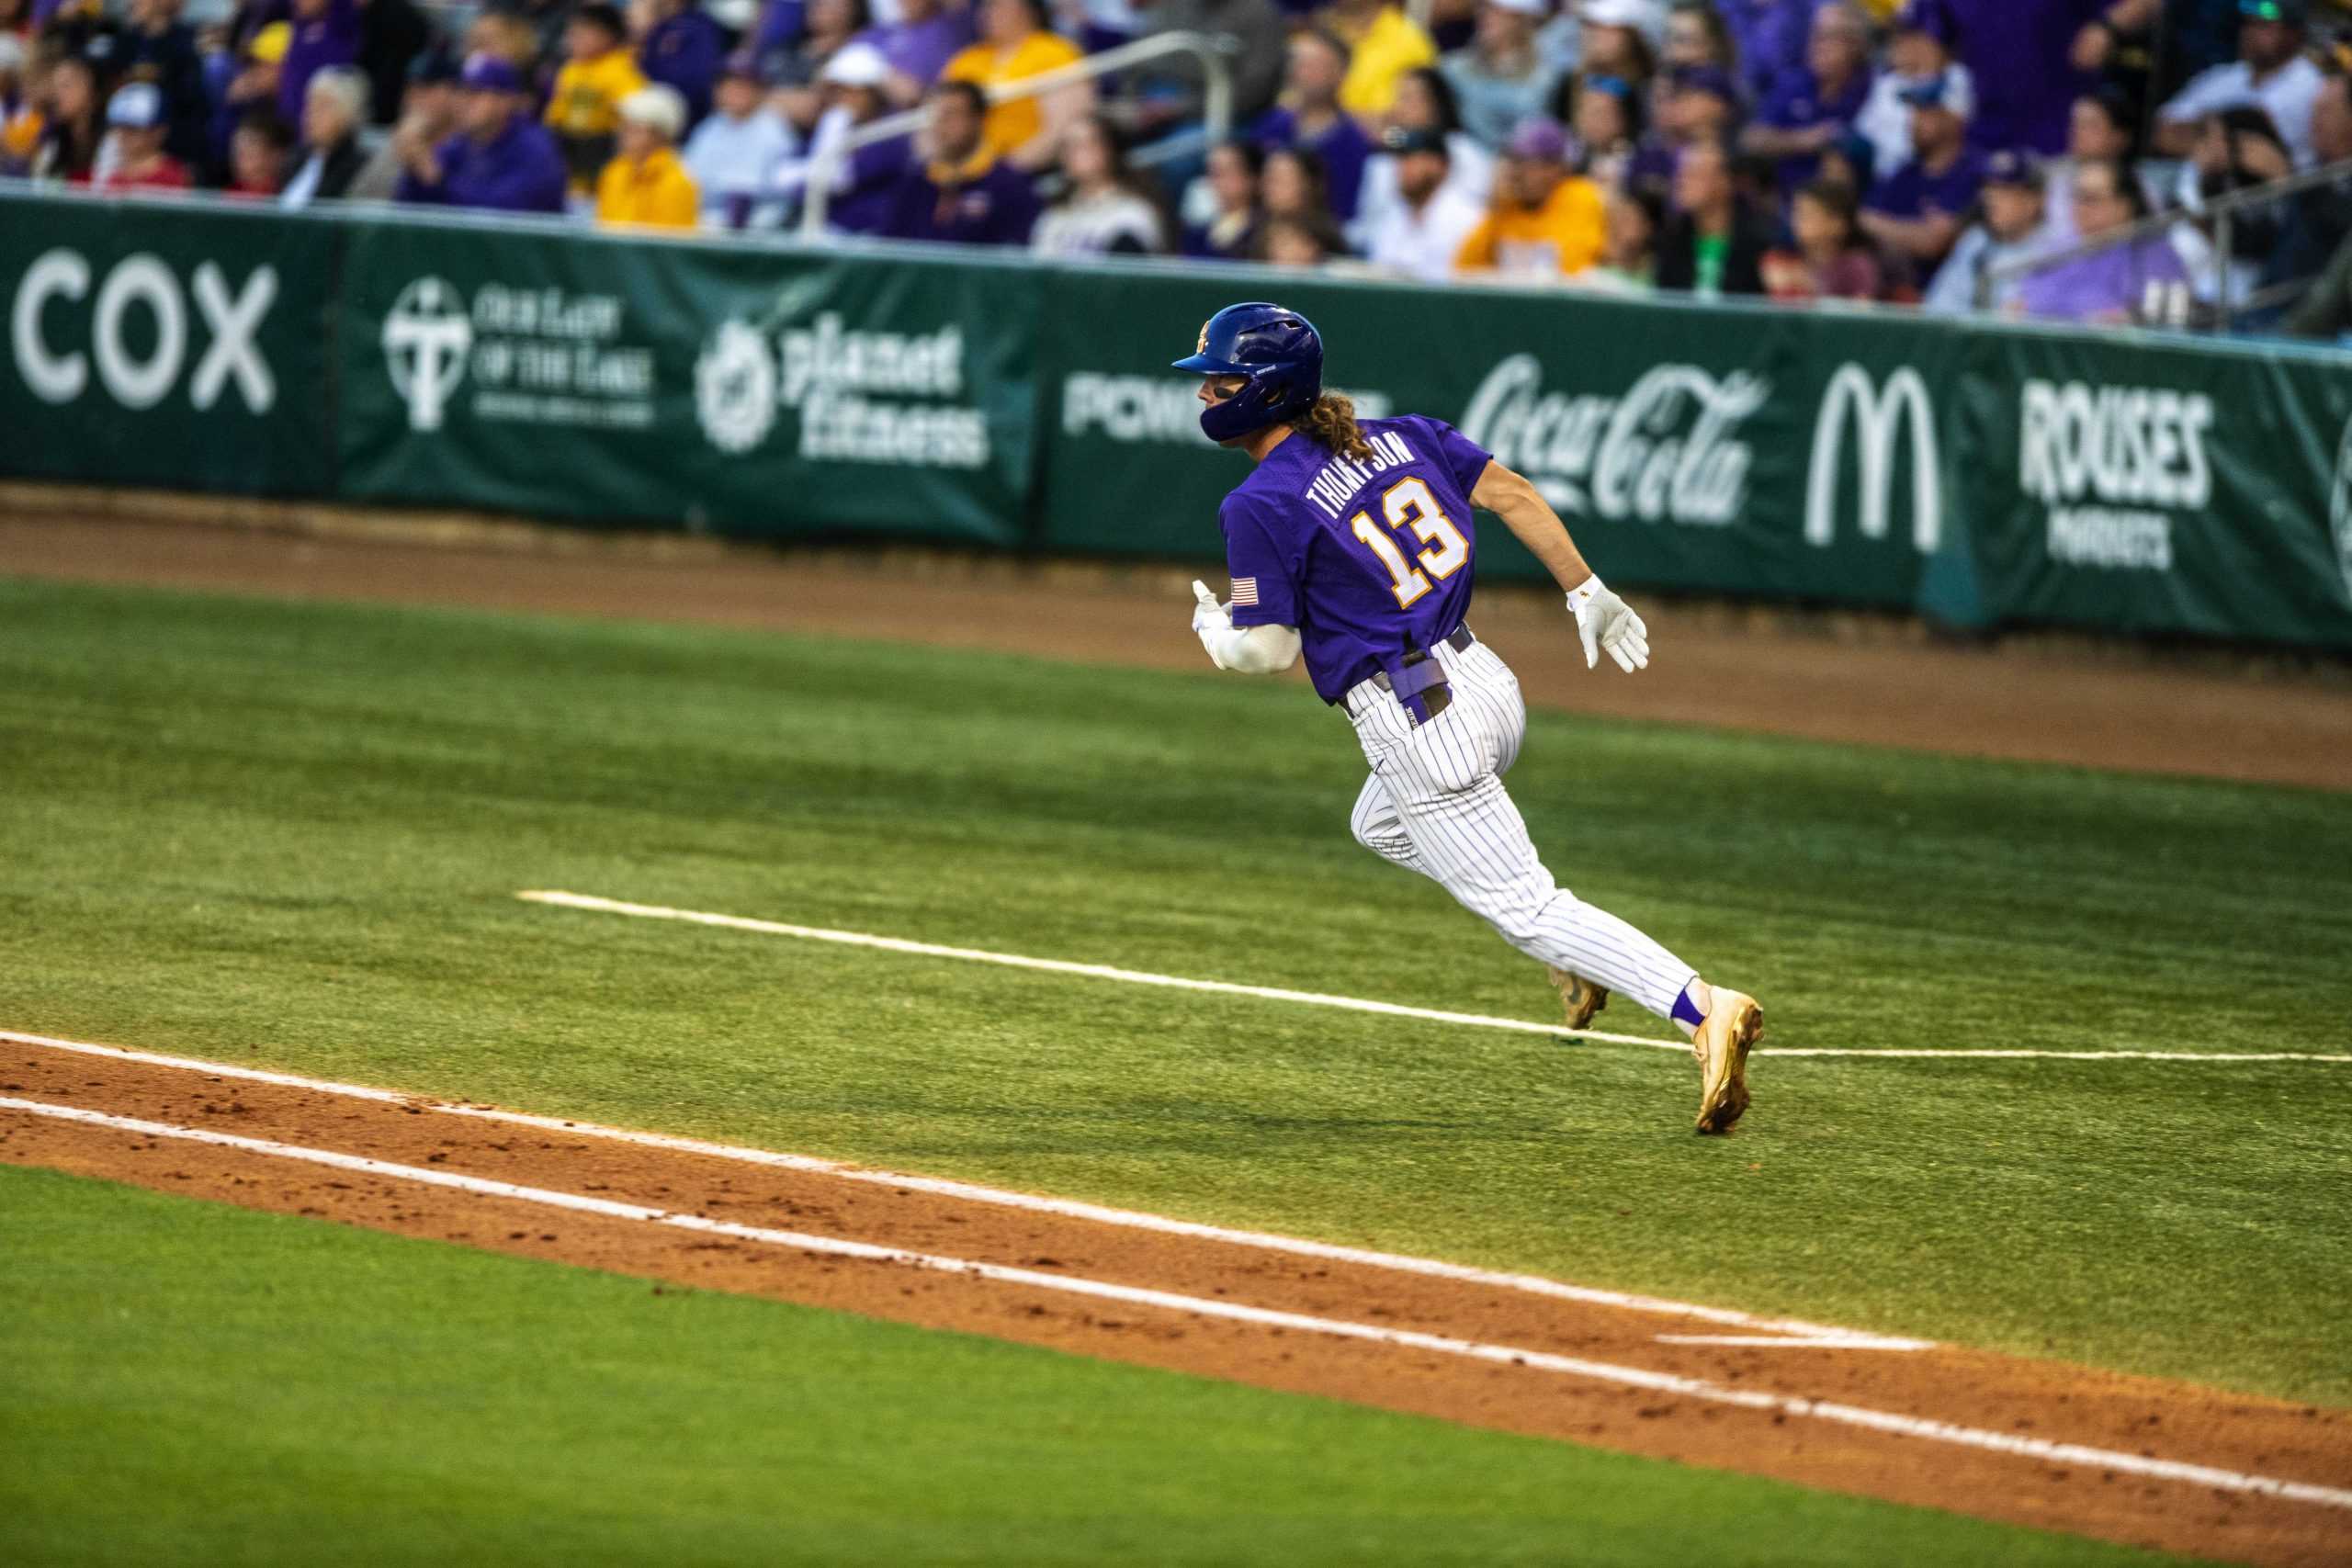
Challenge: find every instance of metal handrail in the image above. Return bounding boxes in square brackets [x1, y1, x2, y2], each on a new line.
[2221, 274, 2311, 323]
[797, 28, 1239, 235]
[1978, 152, 2352, 318]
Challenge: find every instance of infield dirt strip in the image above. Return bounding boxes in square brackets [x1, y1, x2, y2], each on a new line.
[7, 1041, 2351, 1565]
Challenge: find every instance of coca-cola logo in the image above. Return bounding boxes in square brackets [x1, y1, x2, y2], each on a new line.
[1458, 355, 1766, 525]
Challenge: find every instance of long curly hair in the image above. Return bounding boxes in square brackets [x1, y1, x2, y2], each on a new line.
[1291, 393, 1374, 462]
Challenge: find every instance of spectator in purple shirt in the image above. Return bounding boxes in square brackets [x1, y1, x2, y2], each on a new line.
[1715, 0, 1808, 108]
[2017, 154, 2189, 321]
[883, 77, 1040, 243]
[633, 0, 726, 125]
[1739, 0, 1871, 204]
[1945, 0, 2100, 153]
[392, 51, 568, 211]
[276, 0, 358, 125]
[1250, 27, 1372, 222]
[751, 0, 806, 65]
[783, 39, 914, 231]
[776, 0, 871, 82]
[211, 19, 291, 181]
[1861, 70, 1984, 281]
[870, 0, 972, 107]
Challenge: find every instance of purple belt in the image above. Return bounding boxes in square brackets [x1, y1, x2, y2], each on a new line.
[1371, 625, 1475, 724]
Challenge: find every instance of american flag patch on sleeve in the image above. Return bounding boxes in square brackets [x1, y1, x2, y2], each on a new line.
[1230, 578, 1260, 606]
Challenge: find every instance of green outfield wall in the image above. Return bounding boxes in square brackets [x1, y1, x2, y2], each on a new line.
[7, 189, 2351, 649]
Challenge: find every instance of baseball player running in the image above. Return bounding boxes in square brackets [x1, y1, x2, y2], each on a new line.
[1174, 301, 1762, 1134]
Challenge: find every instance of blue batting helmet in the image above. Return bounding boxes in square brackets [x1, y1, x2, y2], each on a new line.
[1170, 301, 1324, 443]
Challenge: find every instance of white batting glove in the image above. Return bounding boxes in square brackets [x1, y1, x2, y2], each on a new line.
[1191, 579, 1234, 669]
[1565, 574, 1649, 673]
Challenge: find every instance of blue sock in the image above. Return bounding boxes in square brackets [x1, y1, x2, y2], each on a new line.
[1670, 983, 1706, 1031]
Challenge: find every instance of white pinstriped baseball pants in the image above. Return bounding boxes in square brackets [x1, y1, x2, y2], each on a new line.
[1343, 637, 1696, 1020]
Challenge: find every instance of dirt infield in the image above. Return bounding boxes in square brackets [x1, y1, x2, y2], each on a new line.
[8, 493, 2352, 1562]
[2, 492, 2348, 791]
[6, 1036, 2350, 1567]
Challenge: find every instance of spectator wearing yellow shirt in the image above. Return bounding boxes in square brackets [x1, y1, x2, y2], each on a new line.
[940, 0, 1090, 170]
[1454, 116, 1606, 279]
[547, 2, 648, 193]
[1324, 0, 1435, 120]
[595, 84, 699, 227]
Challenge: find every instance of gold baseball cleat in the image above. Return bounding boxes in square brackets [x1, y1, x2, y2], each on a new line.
[1545, 966, 1610, 1031]
[1692, 989, 1762, 1134]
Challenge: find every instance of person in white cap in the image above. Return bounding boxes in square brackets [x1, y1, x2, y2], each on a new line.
[96, 80, 192, 191]
[772, 39, 913, 231]
[1579, 0, 1664, 88]
[595, 81, 698, 226]
[1442, 0, 1563, 152]
[1856, 2, 1974, 183]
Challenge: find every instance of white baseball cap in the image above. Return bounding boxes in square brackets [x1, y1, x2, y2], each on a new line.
[1580, 0, 1664, 47]
[618, 82, 686, 139]
[1486, 0, 1548, 16]
[106, 80, 165, 130]
[819, 39, 891, 88]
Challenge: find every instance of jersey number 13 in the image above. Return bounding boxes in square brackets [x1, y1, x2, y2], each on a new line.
[1348, 478, 1470, 609]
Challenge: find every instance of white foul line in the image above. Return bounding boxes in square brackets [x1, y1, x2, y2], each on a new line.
[5, 1093, 2347, 1516]
[0, 1028, 1925, 1349]
[515, 890, 2352, 1065]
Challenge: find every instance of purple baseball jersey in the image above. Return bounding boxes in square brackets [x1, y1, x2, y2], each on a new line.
[1221, 414, 1494, 704]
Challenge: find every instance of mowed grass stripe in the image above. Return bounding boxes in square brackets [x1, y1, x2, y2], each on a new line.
[516, 888, 2352, 1063]
[0, 577, 2346, 1404]
[2, 1164, 2214, 1567]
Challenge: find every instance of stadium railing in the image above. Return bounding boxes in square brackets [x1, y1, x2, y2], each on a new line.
[797, 28, 1242, 236]
[1981, 153, 2352, 328]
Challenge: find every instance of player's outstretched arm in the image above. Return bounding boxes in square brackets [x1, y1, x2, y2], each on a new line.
[1470, 461, 1595, 590]
[1470, 460, 1650, 673]
[1189, 581, 1301, 674]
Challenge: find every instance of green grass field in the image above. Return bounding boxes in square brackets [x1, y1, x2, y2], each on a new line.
[0, 573, 2346, 1561]
[0, 1163, 2206, 1567]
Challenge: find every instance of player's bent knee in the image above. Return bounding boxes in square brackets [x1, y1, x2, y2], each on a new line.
[1479, 896, 1577, 955]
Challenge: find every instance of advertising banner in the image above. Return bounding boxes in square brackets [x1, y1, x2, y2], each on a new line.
[1036, 268, 1979, 622]
[4, 193, 2348, 650]
[0, 196, 334, 495]
[1954, 329, 2352, 649]
[335, 220, 1041, 545]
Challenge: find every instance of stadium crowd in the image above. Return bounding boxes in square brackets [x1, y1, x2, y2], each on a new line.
[9, 0, 2352, 331]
